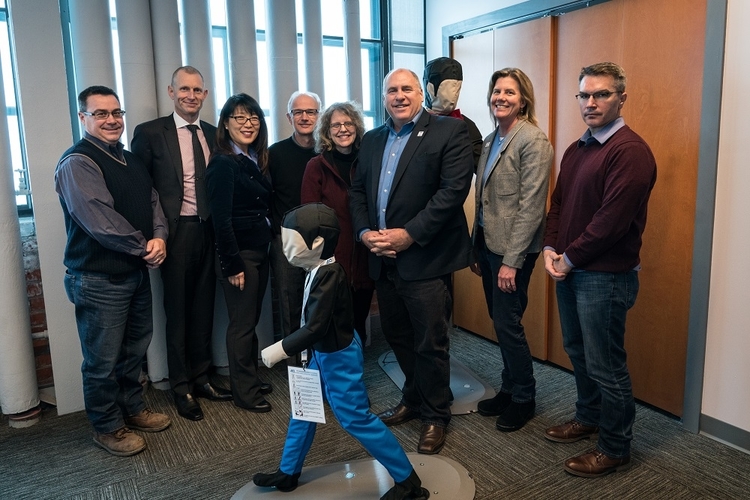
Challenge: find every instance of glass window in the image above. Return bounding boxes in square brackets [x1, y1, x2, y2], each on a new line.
[1, 5, 32, 215]
[389, 0, 425, 79]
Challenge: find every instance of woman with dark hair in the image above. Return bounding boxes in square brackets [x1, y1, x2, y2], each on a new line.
[206, 93, 273, 412]
[471, 68, 554, 431]
[300, 101, 374, 344]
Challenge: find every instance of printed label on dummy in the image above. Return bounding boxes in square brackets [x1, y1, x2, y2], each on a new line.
[288, 366, 326, 424]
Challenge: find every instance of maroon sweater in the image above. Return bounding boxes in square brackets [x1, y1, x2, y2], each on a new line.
[544, 125, 657, 273]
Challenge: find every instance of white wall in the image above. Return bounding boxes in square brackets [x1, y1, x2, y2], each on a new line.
[702, 0, 750, 433]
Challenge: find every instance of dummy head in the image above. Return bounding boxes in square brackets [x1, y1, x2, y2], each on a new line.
[423, 57, 463, 115]
[281, 203, 340, 271]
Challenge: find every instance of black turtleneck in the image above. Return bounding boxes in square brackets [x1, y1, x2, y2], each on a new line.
[331, 148, 357, 187]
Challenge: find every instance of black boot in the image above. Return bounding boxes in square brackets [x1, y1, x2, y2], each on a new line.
[253, 469, 300, 492]
[380, 469, 430, 500]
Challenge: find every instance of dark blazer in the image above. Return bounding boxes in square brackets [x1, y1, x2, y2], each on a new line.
[350, 110, 474, 281]
[205, 153, 273, 278]
[131, 115, 217, 243]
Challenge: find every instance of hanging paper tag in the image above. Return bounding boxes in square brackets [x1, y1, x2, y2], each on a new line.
[288, 366, 326, 424]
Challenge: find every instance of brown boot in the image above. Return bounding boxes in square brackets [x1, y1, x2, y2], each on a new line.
[124, 408, 172, 432]
[93, 427, 146, 457]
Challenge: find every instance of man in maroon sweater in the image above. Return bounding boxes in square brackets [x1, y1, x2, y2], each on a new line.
[542, 62, 657, 478]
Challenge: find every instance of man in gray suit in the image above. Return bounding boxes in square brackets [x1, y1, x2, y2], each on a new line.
[132, 66, 230, 422]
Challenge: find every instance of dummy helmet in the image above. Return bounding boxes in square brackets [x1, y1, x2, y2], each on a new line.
[281, 203, 340, 270]
[423, 57, 463, 114]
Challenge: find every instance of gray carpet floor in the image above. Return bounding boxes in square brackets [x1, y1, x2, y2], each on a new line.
[2, 327, 749, 500]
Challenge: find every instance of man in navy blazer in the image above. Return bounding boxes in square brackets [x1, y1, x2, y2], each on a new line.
[131, 66, 230, 422]
[350, 68, 474, 455]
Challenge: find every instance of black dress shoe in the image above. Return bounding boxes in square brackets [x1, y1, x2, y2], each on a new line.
[240, 399, 272, 413]
[194, 382, 233, 401]
[418, 423, 446, 455]
[260, 382, 273, 395]
[174, 393, 203, 421]
[377, 403, 420, 427]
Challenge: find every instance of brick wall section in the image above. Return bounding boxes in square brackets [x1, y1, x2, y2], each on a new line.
[21, 219, 53, 389]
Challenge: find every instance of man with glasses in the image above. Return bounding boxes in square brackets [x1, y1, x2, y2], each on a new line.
[543, 62, 657, 477]
[268, 91, 321, 346]
[131, 66, 231, 423]
[55, 85, 171, 456]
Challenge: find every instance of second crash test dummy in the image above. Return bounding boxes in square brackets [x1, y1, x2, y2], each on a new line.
[253, 203, 429, 500]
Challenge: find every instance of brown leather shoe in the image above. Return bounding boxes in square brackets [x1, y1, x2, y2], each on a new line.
[377, 403, 419, 427]
[545, 419, 598, 443]
[564, 448, 631, 477]
[417, 423, 446, 455]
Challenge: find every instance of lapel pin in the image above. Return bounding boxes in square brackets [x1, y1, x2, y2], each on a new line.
[417, 131, 424, 137]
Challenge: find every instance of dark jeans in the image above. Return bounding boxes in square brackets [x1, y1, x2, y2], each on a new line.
[269, 234, 306, 341]
[161, 218, 216, 395]
[217, 246, 269, 408]
[376, 263, 452, 426]
[476, 231, 537, 403]
[64, 268, 152, 433]
[556, 270, 639, 458]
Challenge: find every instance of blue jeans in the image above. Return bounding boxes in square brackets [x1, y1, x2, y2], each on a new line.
[64, 268, 153, 433]
[476, 230, 537, 403]
[376, 264, 452, 426]
[556, 271, 639, 458]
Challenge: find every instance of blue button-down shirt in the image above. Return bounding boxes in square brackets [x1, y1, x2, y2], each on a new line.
[376, 109, 423, 229]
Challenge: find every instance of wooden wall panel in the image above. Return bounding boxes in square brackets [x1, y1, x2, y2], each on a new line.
[452, 19, 554, 358]
[550, 0, 705, 416]
[449, 0, 706, 416]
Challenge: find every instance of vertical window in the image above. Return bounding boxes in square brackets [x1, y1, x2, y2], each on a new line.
[0, 0, 32, 216]
[388, 0, 425, 77]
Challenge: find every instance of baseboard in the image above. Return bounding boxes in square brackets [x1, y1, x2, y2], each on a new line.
[700, 414, 750, 455]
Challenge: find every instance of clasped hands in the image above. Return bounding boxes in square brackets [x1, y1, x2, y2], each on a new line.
[543, 249, 572, 281]
[361, 228, 414, 258]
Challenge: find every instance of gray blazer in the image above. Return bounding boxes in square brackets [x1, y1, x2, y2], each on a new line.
[473, 119, 553, 268]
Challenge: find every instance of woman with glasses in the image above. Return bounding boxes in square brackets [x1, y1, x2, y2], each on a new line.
[206, 93, 273, 413]
[300, 101, 374, 345]
[471, 68, 554, 432]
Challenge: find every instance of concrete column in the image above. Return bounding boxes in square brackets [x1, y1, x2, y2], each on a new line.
[115, 0, 170, 387]
[148, 0, 182, 116]
[68, 0, 117, 92]
[12, 0, 82, 416]
[302, 0, 324, 100]
[115, 0, 158, 139]
[181, 0, 217, 122]
[266, 0, 298, 142]
[226, 0, 260, 98]
[343, 0, 363, 103]
[0, 51, 40, 422]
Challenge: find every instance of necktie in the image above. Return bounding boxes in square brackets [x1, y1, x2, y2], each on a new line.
[186, 124, 209, 219]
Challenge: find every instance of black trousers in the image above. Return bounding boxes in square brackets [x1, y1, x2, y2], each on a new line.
[376, 263, 452, 426]
[160, 218, 216, 395]
[217, 246, 269, 408]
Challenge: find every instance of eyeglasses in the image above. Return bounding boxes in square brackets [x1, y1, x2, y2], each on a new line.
[575, 90, 621, 102]
[330, 121, 355, 131]
[229, 115, 261, 126]
[81, 109, 126, 120]
[290, 109, 319, 118]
